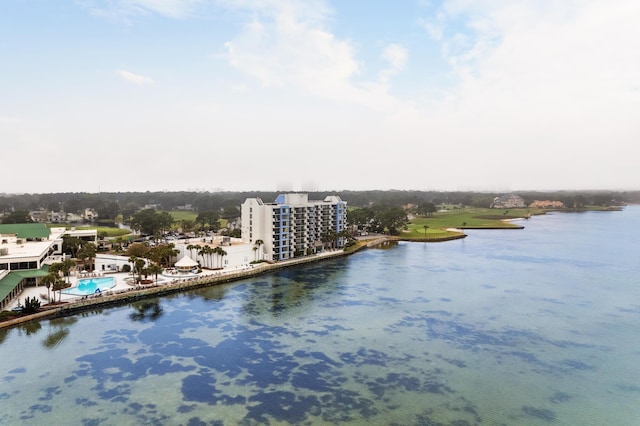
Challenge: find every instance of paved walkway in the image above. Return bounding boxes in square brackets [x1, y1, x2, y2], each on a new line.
[5, 250, 349, 312]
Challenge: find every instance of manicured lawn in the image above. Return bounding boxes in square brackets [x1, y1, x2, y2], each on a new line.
[401, 208, 544, 240]
[72, 226, 131, 237]
[166, 211, 198, 222]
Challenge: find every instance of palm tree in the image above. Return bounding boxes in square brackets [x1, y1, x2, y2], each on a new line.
[128, 255, 138, 278]
[48, 262, 62, 282]
[423, 225, 429, 238]
[60, 258, 76, 283]
[198, 246, 214, 269]
[253, 239, 264, 261]
[77, 242, 97, 272]
[134, 258, 146, 283]
[147, 263, 164, 284]
[40, 273, 58, 303]
[52, 279, 69, 303]
[214, 247, 227, 269]
[187, 244, 201, 261]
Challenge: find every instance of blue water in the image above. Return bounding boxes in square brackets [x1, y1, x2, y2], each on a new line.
[0, 206, 639, 425]
[61, 277, 116, 296]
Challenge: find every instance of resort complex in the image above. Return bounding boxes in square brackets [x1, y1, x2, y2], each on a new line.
[1, 193, 349, 312]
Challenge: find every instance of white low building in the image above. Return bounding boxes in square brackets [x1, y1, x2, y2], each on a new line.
[0, 223, 97, 310]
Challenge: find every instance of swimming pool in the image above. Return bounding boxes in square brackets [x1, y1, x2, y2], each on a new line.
[62, 277, 116, 296]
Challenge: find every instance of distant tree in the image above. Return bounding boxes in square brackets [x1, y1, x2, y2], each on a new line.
[1, 210, 33, 224]
[149, 243, 179, 268]
[417, 202, 437, 217]
[77, 243, 97, 272]
[347, 208, 375, 233]
[96, 200, 120, 220]
[125, 242, 149, 258]
[181, 219, 196, 233]
[221, 205, 240, 220]
[131, 209, 174, 236]
[63, 197, 84, 214]
[62, 235, 83, 258]
[573, 195, 587, 209]
[195, 210, 220, 231]
[378, 206, 408, 235]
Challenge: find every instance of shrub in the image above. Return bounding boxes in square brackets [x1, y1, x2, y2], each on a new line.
[22, 296, 41, 314]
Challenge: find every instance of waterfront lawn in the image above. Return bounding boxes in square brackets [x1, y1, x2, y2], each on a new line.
[402, 208, 543, 239]
[400, 225, 463, 240]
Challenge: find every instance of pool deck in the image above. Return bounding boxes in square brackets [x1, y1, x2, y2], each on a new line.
[6, 266, 248, 311]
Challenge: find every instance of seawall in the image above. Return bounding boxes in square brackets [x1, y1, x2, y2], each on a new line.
[0, 249, 352, 329]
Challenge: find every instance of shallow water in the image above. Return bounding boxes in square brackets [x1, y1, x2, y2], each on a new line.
[1, 207, 639, 425]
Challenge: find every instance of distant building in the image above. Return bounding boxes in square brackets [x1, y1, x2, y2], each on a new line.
[491, 194, 526, 209]
[241, 193, 347, 261]
[529, 200, 565, 209]
[82, 208, 98, 221]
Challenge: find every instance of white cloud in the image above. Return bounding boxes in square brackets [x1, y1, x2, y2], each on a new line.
[80, 0, 202, 21]
[379, 43, 408, 84]
[222, 0, 401, 112]
[116, 69, 155, 85]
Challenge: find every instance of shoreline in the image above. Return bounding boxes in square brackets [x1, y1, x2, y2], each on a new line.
[0, 232, 501, 329]
[0, 247, 366, 330]
[0, 206, 608, 329]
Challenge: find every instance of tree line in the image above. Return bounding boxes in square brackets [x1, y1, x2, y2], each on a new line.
[1, 189, 636, 227]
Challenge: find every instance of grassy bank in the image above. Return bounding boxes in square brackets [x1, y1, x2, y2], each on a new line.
[400, 207, 541, 240]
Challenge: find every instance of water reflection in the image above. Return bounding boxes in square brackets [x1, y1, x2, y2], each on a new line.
[42, 317, 77, 349]
[129, 300, 164, 322]
[18, 320, 42, 336]
[0, 208, 638, 425]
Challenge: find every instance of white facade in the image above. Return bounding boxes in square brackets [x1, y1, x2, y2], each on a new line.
[174, 238, 257, 269]
[241, 193, 347, 261]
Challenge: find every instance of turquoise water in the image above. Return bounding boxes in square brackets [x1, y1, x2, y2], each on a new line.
[1, 207, 639, 424]
[61, 276, 116, 295]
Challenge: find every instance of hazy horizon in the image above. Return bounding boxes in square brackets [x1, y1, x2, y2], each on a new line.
[2, 1, 638, 194]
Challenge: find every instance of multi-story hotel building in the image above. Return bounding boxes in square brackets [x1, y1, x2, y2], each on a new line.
[241, 193, 347, 261]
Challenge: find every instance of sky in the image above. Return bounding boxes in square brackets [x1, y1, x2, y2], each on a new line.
[1, 0, 639, 194]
